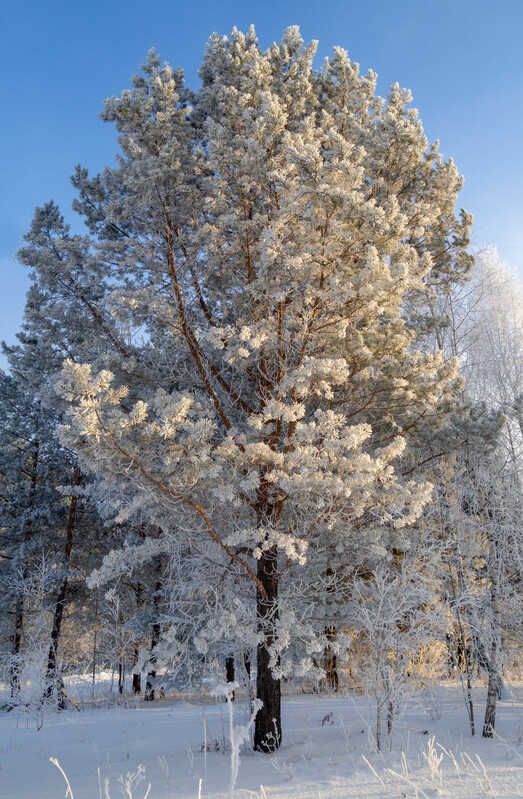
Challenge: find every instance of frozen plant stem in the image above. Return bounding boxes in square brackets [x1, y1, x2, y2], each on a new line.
[117, 765, 151, 799]
[50, 757, 74, 799]
[386, 768, 432, 799]
[214, 680, 262, 798]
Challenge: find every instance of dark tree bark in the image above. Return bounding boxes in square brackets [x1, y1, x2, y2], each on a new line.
[118, 660, 124, 695]
[131, 583, 144, 694]
[253, 546, 281, 752]
[226, 655, 235, 684]
[132, 647, 141, 694]
[324, 625, 339, 691]
[387, 699, 394, 736]
[44, 466, 81, 708]
[225, 656, 235, 701]
[243, 652, 251, 679]
[144, 621, 160, 700]
[242, 651, 255, 708]
[323, 566, 339, 691]
[145, 587, 161, 702]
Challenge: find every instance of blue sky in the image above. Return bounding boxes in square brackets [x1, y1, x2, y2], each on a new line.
[1, 0, 522, 366]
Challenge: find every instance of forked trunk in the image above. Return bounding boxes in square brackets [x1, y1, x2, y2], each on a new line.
[253, 546, 281, 752]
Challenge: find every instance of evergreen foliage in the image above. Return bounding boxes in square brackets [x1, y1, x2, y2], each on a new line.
[1, 27, 521, 751]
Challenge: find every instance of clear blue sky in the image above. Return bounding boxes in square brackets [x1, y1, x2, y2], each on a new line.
[1, 0, 522, 367]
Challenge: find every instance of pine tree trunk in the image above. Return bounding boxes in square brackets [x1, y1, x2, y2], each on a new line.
[225, 656, 235, 701]
[44, 565, 71, 707]
[132, 648, 141, 694]
[144, 621, 161, 701]
[323, 567, 339, 691]
[324, 625, 339, 691]
[243, 651, 255, 707]
[145, 576, 162, 701]
[44, 467, 80, 708]
[253, 546, 281, 752]
[131, 583, 144, 694]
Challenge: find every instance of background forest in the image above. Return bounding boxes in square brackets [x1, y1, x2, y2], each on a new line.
[2, 28, 523, 763]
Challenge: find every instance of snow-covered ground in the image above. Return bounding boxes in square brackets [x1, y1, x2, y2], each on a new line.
[1, 682, 523, 798]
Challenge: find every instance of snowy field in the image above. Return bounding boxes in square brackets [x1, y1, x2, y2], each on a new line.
[1, 683, 523, 799]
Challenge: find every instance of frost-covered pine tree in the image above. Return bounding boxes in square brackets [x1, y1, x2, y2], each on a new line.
[0, 366, 82, 706]
[11, 200, 170, 704]
[41, 27, 472, 750]
[0, 204, 140, 707]
[0, 373, 45, 697]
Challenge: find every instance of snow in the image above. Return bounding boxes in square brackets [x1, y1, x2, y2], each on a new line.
[1, 684, 523, 798]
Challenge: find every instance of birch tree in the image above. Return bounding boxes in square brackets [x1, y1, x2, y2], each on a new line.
[423, 248, 523, 736]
